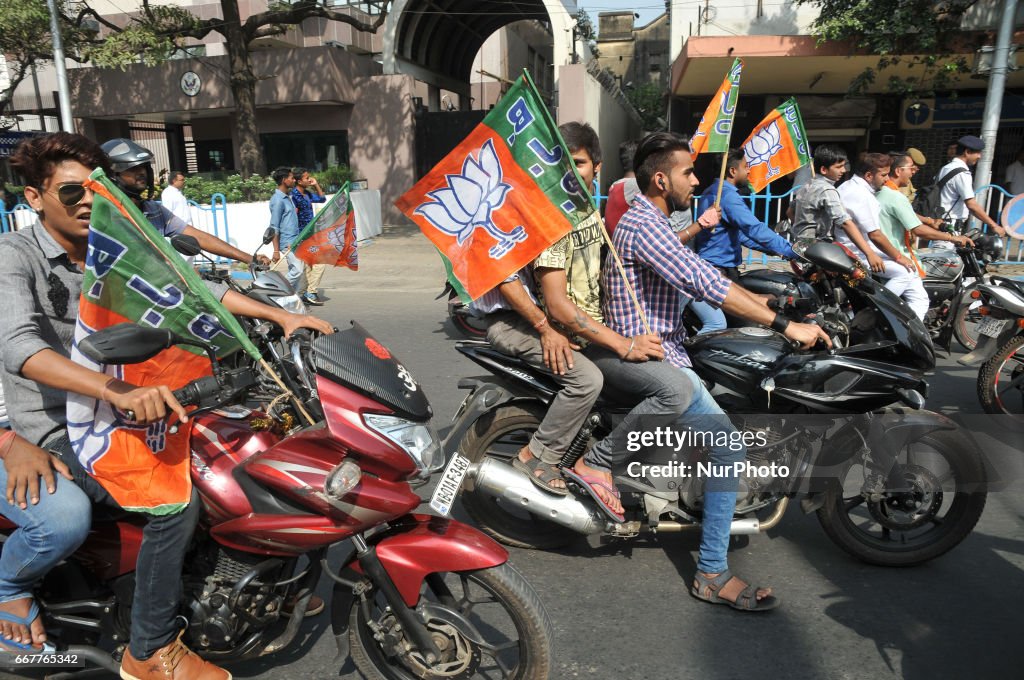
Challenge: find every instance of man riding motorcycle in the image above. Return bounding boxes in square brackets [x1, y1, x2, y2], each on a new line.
[0, 132, 330, 679]
[100, 138, 268, 267]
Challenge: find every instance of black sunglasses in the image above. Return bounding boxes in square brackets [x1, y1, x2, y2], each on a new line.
[44, 182, 89, 207]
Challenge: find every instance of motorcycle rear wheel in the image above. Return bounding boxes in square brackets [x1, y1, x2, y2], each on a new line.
[816, 430, 986, 566]
[460, 405, 579, 550]
[449, 302, 488, 338]
[977, 334, 1024, 420]
[349, 562, 552, 680]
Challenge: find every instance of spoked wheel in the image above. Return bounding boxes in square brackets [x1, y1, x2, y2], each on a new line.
[953, 297, 984, 351]
[816, 430, 986, 566]
[977, 335, 1024, 420]
[349, 563, 552, 680]
[459, 405, 579, 550]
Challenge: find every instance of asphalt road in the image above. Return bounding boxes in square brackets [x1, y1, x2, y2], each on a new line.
[6, 225, 1022, 680]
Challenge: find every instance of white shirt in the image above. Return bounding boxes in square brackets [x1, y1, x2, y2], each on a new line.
[836, 174, 882, 258]
[938, 158, 974, 220]
[470, 269, 540, 315]
[160, 184, 192, 225]
[1005, 160, 1024, 195]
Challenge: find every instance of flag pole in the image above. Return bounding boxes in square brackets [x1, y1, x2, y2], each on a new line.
[260, 358, 317, 425]
[713, 151, 730, 209]
[522, 68, 653, 337]
[598, 220, 652, 335]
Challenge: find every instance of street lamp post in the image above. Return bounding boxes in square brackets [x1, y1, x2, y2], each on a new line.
[45, 0, 75, 132]
[974, 0, 1018, 202]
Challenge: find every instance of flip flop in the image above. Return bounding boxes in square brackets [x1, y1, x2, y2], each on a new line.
[0, 600, 55, 653]
[562, 468, 625, 522]
[511, 456, 570, 496]
[691, 569, 780, 612]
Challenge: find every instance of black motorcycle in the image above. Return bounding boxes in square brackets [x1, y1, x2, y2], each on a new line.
[916, 230, 1004, 351]
[762, 222, 1003, 351]
[958, 276, 1024, 421]
[440, 243, 987, 567]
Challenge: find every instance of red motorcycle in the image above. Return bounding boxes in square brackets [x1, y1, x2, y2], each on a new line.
[0, 320, 552, 679]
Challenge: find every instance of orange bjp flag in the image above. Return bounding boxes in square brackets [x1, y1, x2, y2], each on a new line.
[690, 58, 743, 160]
[395, 72, 596, 300]
[741, 98, 812, 193]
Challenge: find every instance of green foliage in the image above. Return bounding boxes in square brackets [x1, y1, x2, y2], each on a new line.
[317, 165, 354, 192]
[573, 9, 600, 59]
[183, 174, 277, 204]
[625, 81, 666, 131]
[180, 167, 352, 203]
[794, 0, 979, 96]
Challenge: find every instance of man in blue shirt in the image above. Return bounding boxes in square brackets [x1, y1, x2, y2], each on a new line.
[269, 167, 302, 291]
[693, 149, 798, 332]
[289, 168, 328, 306]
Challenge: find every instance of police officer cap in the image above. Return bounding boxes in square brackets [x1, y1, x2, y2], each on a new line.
[906, 148, 926, 166]
[957, 135, 985, 151]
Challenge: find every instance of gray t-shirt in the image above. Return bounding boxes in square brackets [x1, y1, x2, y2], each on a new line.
[790, 175, 851, 241]
[0, 224, 227, 446]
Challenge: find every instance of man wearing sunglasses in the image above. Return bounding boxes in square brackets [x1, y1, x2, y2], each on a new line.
[0, 133, 332, 680]
[100, 139, 269, 267]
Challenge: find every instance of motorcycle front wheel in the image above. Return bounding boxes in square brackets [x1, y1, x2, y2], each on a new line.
[349, 562, 553, 680]
[977, 334, 1024, 420]
[459, 404, 579, 550]
[953, 294, 984, 351]
[816, 429, 986, 566]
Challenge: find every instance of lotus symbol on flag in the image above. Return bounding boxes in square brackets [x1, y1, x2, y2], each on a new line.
[745, 121, 784, 180]
[415, 139, 526, 259]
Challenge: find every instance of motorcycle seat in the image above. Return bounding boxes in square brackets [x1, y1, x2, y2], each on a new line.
[993, 276, 1024, 300]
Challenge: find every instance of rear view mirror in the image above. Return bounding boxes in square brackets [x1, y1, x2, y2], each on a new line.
[79, 323, 179, 365]
[171, 234, 203, 257]
[262, 227, 276, 245]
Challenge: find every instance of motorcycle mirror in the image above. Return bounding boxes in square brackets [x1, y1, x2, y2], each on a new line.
[170, 234, 203, 258]
[802, 242, 857, 276]
[78, 323, 180, 365]
[262, 227, 277, 245]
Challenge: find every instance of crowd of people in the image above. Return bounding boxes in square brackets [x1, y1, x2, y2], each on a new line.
[0, 120, 1015, 674]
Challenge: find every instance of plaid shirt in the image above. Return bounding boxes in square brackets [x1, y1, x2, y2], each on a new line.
[603, 194, 731, 368]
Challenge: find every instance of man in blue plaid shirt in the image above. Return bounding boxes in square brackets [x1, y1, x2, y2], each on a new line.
[591, 132, 829, 612]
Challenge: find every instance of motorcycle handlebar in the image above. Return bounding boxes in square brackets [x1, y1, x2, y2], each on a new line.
[172, 375, 223, 408]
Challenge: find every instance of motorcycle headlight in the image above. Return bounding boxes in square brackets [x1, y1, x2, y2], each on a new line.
[363, 414, 443, 477]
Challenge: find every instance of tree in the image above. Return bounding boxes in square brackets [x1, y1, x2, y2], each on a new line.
[64, 1, 392, 175]
[0, 0, 93, 123]
[624, 81, 665, 132]
[794, 0, 981, 96]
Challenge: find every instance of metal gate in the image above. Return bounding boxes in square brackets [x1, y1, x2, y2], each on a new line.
[414, 110, 486, 180]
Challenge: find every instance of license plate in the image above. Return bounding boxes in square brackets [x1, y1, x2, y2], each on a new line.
[978, 318, 1009, 338]
[429, 453, 471, 516]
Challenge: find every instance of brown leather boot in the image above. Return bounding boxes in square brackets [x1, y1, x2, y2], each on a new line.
[120, 631, 231, 680]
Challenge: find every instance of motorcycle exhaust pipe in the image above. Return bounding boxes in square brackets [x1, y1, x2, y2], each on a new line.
[650, 518, 761, 535]
[465, 458, 610, 535]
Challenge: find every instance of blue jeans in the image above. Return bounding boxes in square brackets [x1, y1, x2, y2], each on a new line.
[47, 434, 200, 660]
[0, 455, 92, 605]
[682, 296, 727, 335]
[582, 352, 745, 574]
[677, 369, 746, 574]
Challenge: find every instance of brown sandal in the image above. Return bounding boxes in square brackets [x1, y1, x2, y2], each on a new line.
[691, 569, 780, 612]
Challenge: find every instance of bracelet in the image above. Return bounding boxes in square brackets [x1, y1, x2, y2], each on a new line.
[533, 316, 549, 331]
[625, 336, 636, 358]
[0, 429, 16, 459]
[770, 313, 791, 333]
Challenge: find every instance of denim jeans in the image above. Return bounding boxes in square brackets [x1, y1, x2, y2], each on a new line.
[682, 296, 727, 335]
[581, 353, 745, 574]
[0, 457, 92, 605]
[46, 433, 200, 660]
[271, 249, 305, 293]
